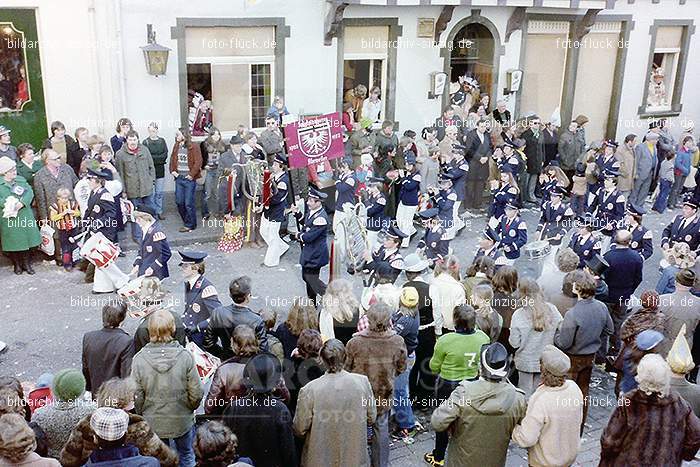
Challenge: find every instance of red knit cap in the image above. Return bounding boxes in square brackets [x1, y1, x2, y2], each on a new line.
[640, 290, 659, 310]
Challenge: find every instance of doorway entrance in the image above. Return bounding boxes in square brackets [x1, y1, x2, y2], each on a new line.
[448, 22, 497, 108]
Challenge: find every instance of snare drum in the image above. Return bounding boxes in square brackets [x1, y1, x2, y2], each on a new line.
[523, 240, 551, 260]
[80, 232, 119, 269]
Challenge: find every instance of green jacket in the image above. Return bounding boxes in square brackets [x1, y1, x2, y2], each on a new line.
[16, 159, 44, 187]
[131, 341, 204, 439]
[0, 175, 41, 252]
[431, 378, 526, 467]
[115, 144, 156, 198]
[350, 130, 376, 162]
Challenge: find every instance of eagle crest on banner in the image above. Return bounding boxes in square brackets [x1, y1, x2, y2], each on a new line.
[298, 118, 331, 157]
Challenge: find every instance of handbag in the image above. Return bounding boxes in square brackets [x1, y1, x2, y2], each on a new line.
[39, 223, 55, 256]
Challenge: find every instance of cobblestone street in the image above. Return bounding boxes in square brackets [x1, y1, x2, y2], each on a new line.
[1, 202, 699, 465]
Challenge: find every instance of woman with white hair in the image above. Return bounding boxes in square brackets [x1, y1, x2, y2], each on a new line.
[319, 279, 360, 344]
[599, 353, 700, 466]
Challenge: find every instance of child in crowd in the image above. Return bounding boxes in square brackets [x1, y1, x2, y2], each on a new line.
[652, 151, 676, 213]
[571, 162, 588, 216]
[49, 187, 81, 271]
[260, 308, 285, 363]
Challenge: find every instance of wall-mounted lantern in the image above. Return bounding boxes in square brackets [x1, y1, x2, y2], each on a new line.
[141, 24, 170, 76]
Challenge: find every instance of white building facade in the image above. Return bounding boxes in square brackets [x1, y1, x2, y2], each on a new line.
[0, 0, 697, 188]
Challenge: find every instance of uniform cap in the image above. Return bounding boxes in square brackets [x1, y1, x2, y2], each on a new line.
[86, 167, 113, 181]
[308, 187, 328, 200]
[178, 251, 207, 265]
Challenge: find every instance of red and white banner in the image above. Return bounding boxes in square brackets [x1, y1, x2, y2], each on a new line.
[284, 112, 344, 169]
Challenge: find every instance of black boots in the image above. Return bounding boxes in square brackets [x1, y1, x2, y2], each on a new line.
[22, 255, 35, 275]
[10, 255, 22, 275]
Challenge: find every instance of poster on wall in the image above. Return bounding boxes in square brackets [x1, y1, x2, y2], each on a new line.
[0, 22, 31, 111]
[284, 112, 344, 169]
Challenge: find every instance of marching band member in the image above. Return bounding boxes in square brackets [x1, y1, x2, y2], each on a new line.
[395, 151, 421, 248]
[260, 153, 290, 267]
[489, 165, 519, 221]
[83, 167, 121, 294]
[362, 224, 406, 285]
[568, 214, 602, 268]
[131, 205, 171, 280]
[538, 160, 569, 206]
[588, 168, 625, 252]
[432, 174, 458, 240]
[497, 142, 522, 183]
[473, 227, 507, 268]
[416, 207, 449, 267]
[661, 195, 700, 252]
[178, 251, 222, 347]
[333, 159, 356, 234]
[443, 148, 468, 236]
[536, 186, 574, 246]
[489, 200, 527, 266]
[595, 139, 622, 192]
[622, 204, 653, 260]
[291, 187, 330, 303]
[363, 178, 390, 251]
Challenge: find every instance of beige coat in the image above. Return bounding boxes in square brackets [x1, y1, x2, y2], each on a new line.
[293, 370, 377, 467]
[616, 144, 635, 192]
[511, 380, 583, 467]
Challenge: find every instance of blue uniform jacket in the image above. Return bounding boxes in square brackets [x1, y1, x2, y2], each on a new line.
[365, 192, 389, 232]
[537, 201, 574, 245]
[494, 214, 527, 259]
[84, 187, 118, 243]
[263, 171, 289, 222]
[662, 214, 700, 252]
[569, 231, 602, 268]
[627, 224, 653, 260]
[588, 188, 625, 236]
[398, 170, 421, 206]
[183, 275, 222, 329]
[335, 172, 356, 210]
[134, 222, 171, 279]
[435, 188, 457, 229]
[417, 224, 450, 262]
[490, 183, 518, 220]
[366, 246, 404, 284]
[444, 158, 469, 201]
[298, 207, 330, 269]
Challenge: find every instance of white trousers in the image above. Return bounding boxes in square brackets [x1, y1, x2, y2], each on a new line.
[261, 214, 289, 267]
[367, 230, 380, 252]
[396, 202, 418, 248]
[93, 262, 129, 293]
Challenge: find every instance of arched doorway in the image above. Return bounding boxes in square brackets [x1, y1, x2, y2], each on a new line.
[450, 23, 495, 102]
[442, 15, 502, 110]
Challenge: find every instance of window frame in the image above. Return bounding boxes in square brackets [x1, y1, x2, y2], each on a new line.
[343, 53, 388, 122]
[638, 19, 695, 118]
[185, 55, 275, 132]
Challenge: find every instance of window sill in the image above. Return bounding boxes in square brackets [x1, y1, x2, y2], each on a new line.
[637, 103, 682, 118]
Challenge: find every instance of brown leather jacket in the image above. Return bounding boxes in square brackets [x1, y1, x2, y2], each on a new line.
[204, 354, 290, 415]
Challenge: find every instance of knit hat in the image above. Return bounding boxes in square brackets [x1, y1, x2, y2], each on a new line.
[90, 407, 129, 441]
[400, 287, 419, 308]
[667, 324, 695, 374]
[52, 368, 86, 402]
[0, 156, 15, 175]
[675, 268, 696, 288]
[540, 345, 570, 377]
